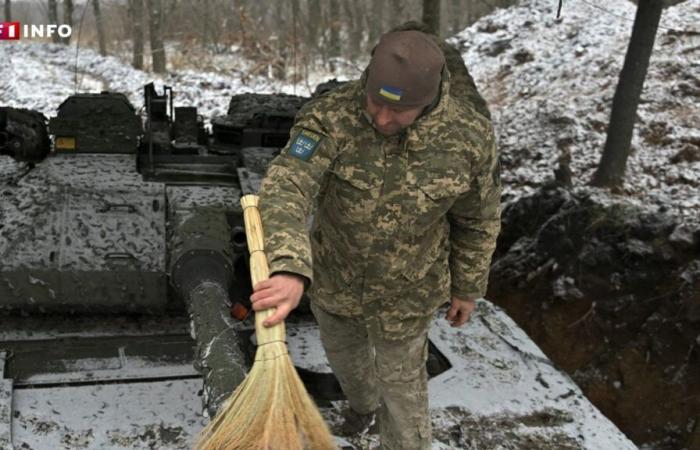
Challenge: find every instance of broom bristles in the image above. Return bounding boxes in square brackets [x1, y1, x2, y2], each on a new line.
[194, 342, 337, 450]
[196, 194, 337, 449]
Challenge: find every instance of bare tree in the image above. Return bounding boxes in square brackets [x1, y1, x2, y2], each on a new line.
[62, 0, 74, 45]
[93, 0, 107, 56]
[146, 0, 167, 73]
[328, 0, 340, 72]
[423, 0, 441, 36]
[129, 0, 144, 70]
[290, 0, 301, 81]
[451, 0, 463, 35]
[48, 0, 60, 44]
[388, 0, 406, 28]
[306, 0, 321, 49]
[202, 0, 212, 50]
[368, 0, 384, 46]
[4, 0, 11, 21]
[344, 0, 363, 58]
[591, 0, 663, 189]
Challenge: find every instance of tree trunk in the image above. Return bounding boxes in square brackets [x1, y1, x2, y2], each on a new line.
[344, 0, 362, 58]
[306, 0, 321, 49]
[591, 0, 663, 189]
[129, 0, 144, 70]
[368, 0, 383, 46]
[328, 0, 340, 72]
[48, 0, 60, 44]
[62, 0, 73, 45]
[423, 0, 441, 36]
[451, 0, 462, 34]
[4, 0, 11, 21]
[93, 0, 107, 56]
[202, 0, 209, 48]
[388, 0, 405, 28]
[290, 0, 300, 81]
[146, 0, 167, 73]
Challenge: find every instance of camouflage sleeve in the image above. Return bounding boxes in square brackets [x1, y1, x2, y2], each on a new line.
[257, 113, 337, 285]
[447, 126, 502, 299]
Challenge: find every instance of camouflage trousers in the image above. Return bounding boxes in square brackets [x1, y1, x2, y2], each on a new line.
[310, 302, 431, 450]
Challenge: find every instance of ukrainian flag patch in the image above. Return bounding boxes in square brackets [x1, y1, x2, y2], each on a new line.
[288, 129, 322, 161]
[379, 86, 403, 102]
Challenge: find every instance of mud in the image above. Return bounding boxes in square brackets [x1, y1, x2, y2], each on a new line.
[488, 186, 700, 450]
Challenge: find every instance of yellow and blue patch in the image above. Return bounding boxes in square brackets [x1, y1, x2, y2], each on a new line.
[288, 129, 322, 161]
[378, 85, 403, 102]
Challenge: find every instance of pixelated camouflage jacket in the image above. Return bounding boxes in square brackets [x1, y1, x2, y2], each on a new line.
[258, 69, 502, 323]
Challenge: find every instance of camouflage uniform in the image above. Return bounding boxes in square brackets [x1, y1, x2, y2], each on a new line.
[258, 43, 501, 449]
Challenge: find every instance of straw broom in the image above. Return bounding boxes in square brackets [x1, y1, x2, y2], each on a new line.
[194, 194, 337, 450]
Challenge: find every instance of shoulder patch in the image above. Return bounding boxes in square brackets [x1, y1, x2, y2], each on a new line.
[288, 129, 323, 161]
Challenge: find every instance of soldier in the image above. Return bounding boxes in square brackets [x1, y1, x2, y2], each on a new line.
[251, 29, 501, 449]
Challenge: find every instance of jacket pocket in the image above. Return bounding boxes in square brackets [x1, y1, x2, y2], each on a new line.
[327, 163, 381, 225]
[406, 172, 470, 236]
[400, 232, 449, 283]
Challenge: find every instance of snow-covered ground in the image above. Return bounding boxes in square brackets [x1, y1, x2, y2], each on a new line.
[1, 40, 357, 122]
[2, 0, 697, 224]
[452, 0, 700, 224]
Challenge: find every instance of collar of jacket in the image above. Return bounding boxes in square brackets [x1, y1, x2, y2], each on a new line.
[357, 66, 452, 143]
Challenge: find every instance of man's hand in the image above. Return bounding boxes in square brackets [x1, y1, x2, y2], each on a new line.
[250, 273, 305, 327]
[445, 297, 477, 327]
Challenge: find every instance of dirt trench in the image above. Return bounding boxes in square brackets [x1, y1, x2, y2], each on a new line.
[487, 186, 700, 450]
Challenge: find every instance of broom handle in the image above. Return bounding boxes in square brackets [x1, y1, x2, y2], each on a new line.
[240, 195, 286, 345]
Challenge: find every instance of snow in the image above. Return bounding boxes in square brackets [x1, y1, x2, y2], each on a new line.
[11, 379, 206, 450]
[284, 302, 637, 450]
[2, 0, 698, 447]
[451, 0, 700, 225]
[1, 40, 356, 123]
[425, 302, 633, 450]
[0, 301, 637, 449]
[3, 0, 697, 225]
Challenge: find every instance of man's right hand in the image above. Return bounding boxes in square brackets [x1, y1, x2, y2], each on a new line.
[250, 273, 305, 327]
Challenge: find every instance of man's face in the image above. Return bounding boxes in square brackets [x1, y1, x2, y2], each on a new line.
[365, 94, 423, 136]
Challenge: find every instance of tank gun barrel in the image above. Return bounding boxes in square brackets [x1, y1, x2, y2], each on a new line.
[168, 203, 249, 416]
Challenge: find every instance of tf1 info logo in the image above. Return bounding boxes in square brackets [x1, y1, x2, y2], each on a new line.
[0, 22, 73, 40]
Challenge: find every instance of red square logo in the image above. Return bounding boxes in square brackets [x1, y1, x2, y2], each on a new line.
[0, 22, 20, 40]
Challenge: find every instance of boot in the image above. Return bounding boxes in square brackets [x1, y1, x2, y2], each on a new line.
[338, 407, 377, 436]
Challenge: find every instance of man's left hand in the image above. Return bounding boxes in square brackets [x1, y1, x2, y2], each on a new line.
[445, 297, 477, 327]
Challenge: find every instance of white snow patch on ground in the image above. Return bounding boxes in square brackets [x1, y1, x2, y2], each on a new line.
[1, 41, 357, 121]
[452, 0, 700, 224]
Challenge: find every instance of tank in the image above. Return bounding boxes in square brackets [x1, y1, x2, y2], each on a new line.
[0, 81, 639, 450]
[0, 84, 319, 447]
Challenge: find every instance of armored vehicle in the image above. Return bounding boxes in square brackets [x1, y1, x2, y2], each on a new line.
[0, 81, 637, 450]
